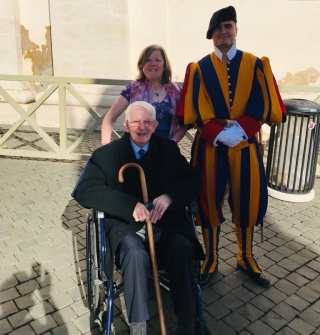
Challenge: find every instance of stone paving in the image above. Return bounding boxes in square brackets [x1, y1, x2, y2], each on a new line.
[1, 131, 320, 335]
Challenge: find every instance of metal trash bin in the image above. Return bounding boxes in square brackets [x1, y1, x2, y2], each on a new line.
[265, 99, 320, 202]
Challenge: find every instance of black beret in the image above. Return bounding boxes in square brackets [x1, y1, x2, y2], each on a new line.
[206, 6, 237, 39]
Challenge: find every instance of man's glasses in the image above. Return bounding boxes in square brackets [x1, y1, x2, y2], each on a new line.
[128, 120, 155, 127]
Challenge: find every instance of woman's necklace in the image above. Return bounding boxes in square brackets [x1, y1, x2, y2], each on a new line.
[151, 86, 163, 102]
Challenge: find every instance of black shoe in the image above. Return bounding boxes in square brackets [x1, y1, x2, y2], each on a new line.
[199, 268, 217, 288]
[195, 318, 212, 335]
[177, 317, 212, 335]
[199, 273, 212, 287]
[251, 271, 270, 287]
[176, 316, 196, 335]
[237, 264, 270, 287]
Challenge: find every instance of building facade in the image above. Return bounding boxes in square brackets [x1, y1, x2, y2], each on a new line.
[0, 0, 319, 128]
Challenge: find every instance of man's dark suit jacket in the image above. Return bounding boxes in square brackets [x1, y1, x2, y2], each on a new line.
[73, 132, 204, 276]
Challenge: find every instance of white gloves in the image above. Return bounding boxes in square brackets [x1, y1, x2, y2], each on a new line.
[213, 122, 247, 147]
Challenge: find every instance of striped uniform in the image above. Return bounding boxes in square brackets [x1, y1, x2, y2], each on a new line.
[178, 50, 285, 275]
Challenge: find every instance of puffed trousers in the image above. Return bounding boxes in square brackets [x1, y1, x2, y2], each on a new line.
[117, 232, 197, 334]
[191, 135, 268, 275]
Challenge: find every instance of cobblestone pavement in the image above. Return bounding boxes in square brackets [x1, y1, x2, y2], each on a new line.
[1, 131, 320, 335]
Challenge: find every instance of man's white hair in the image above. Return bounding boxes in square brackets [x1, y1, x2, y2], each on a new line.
[124, 101, 156, 121]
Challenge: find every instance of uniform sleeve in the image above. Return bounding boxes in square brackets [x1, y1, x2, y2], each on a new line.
[261, 57, 286, 123]
[245, 57, 286, 126]
[177, 62, 197, 125]
[178, 63, 224, 144]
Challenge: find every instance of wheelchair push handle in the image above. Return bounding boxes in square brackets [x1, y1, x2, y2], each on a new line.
[118, 163, 167, 335]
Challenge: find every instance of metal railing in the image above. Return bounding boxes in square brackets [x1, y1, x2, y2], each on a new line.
[0, 74, 320, 161]
[0, 75, 130, 160]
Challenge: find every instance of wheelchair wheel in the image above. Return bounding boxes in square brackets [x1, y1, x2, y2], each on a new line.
[101, 311, 116, 335]
[86, 213, 100, 312]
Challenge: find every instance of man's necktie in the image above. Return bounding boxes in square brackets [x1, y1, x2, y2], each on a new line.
[138, 148, 145, 159]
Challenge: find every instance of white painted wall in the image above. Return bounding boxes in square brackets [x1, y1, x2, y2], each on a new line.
[0, 0, 319, 128]
[49, 0, 130, 78]
[1, 0, 319, 83]
[0, 0, 22, 76]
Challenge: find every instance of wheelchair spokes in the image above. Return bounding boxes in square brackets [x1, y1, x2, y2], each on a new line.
[87, 211, 125, 334]
[86, 213, 100, 313]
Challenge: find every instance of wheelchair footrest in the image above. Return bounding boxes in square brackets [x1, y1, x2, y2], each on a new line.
[150, 271, 170, 292]
[94, 279, 103, 285]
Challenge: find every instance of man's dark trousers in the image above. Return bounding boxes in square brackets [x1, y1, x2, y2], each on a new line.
[118, 232, 197, 332]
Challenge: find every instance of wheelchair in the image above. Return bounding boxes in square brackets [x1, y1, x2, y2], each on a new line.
[85, 205, 210, 335]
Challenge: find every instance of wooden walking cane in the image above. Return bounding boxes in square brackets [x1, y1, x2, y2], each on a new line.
[118, 163, 167, 335]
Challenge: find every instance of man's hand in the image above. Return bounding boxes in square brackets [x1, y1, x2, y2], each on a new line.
[150, 194, 172, 223]
[214, 129, 241, 147]
[133, 202, 150, 222]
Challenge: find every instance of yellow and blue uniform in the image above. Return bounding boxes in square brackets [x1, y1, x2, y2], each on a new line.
[178, 50, 286, 275]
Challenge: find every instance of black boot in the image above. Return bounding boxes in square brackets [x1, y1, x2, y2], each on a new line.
[194, 318, 212, 335]
[176, 316, 196, 335]
[235, 226, 270, 287]
[200, 226, 220, 286]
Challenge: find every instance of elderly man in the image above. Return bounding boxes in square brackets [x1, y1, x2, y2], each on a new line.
[74, 101, 204, 335]
[178, 6, 286, 287]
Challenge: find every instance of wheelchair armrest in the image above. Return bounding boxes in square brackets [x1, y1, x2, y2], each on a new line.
[188, 200, 198, 214]
[96, 203, 196, 220]
[97, 210, 105, 219]
[96, 201, 196, 218]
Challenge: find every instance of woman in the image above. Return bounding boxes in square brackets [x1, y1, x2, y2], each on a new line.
[101, 44, 186, 145]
